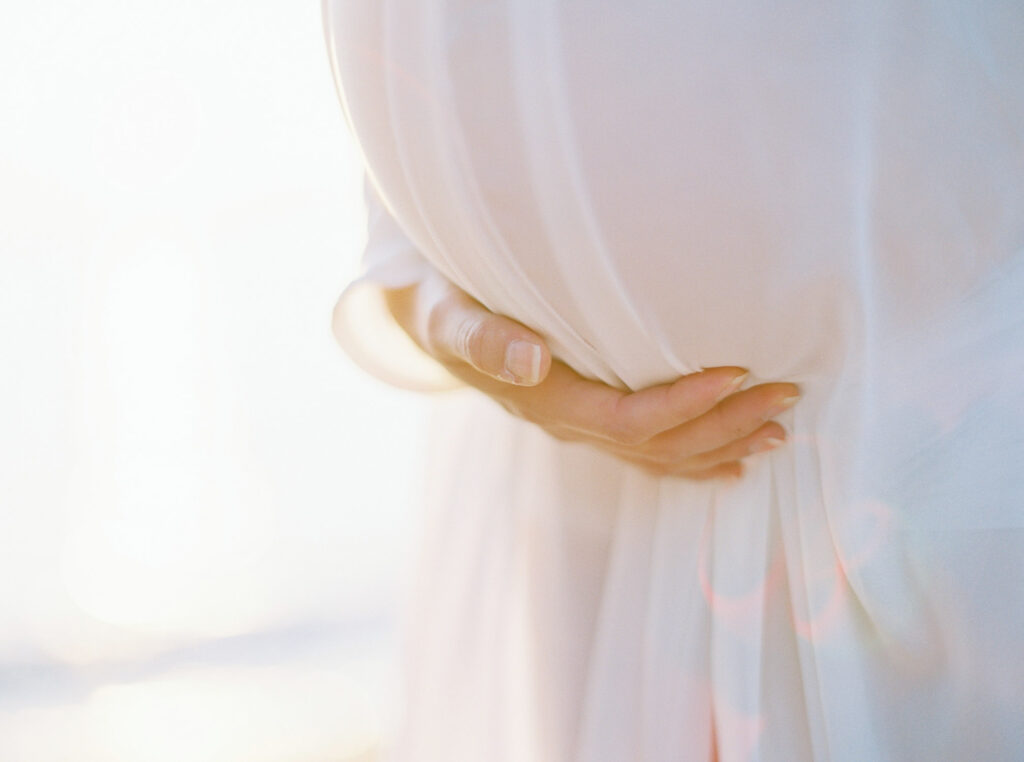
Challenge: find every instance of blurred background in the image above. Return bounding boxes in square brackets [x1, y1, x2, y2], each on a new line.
[0, 2, 430, 759]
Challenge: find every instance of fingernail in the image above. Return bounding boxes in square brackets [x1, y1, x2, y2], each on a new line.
[764, 394, 801, 420]
[715, 371, 749, 402]
[505, 340, 542, 384]
[749, 436, 785, 455]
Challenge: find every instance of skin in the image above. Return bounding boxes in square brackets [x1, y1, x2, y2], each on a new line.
[384, 269, 800, 480]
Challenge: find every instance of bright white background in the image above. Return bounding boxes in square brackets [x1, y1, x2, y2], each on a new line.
[0, 2, 430, 759]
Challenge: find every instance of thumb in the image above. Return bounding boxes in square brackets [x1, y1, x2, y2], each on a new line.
[430, 293, 551, 386]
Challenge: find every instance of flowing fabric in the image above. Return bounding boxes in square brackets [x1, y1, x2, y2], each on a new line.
[323, 1, 1024, 759]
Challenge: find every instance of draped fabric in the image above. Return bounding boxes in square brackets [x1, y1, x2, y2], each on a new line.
[323, 1, 1024, 759]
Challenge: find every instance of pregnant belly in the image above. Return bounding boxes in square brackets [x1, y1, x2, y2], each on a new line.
[330, 0, 1023, 389]
[381, 121, 1012, 393]
[422, 180, 858, 389]
[392, 122, 1017, 393]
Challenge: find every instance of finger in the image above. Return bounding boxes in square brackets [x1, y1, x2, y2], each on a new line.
[598, 366, 750, 444]
[479, 360, 627, 426]
[649, 382, 800, 458]
[676, 421, 787, 471]
[613, 451, 744, 481]
[426, 288, 551, 386]
[679, 460, 744, 481]
[498, 363, 747, 444]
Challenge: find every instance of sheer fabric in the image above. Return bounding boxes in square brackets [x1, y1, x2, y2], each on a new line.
[330, 177, 458, 391]
[324, 1, 1024, 759]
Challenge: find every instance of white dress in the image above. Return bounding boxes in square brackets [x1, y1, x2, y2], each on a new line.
[323, 1, 1024, 759]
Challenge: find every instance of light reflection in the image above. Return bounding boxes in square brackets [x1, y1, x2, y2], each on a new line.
[791, 498, 895, 644]
[697, 513, 783, 627]
[713, 698, 765, 762]
[791, 560, 848, 643]
[835, 498, 892, 575]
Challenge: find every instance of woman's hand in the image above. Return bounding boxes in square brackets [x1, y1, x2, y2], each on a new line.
[385, 272, 799, 480]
